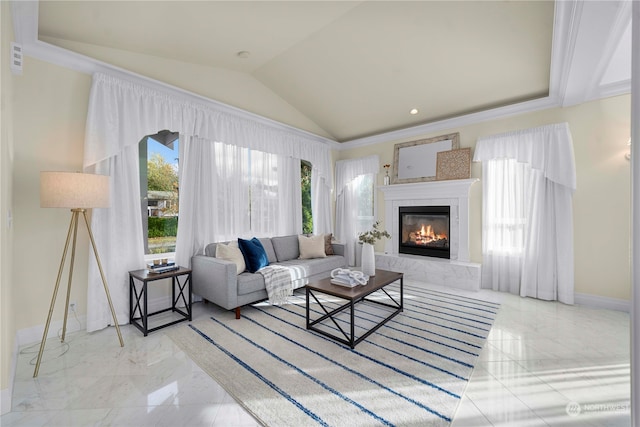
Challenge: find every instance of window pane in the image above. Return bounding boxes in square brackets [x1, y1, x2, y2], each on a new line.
[353, 173, 375, 234]
[141, 134, 179, 255]
[484, 158, 526, 254]
[301, 160, 313, 234]
[249, 150, 279, 235]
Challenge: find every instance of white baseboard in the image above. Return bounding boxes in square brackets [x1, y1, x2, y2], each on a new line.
[17, 295, 180, 343]
[574, 292, 631, 312]
[17, 294, 179, 347]
[1, 338, 18, 416]
[16, 311, 87, 347]
[1, 386, 11, 415]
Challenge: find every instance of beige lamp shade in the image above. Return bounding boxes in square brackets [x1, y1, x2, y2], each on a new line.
[40, 172, 110, 208]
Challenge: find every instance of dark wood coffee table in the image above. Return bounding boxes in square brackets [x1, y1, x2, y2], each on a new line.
[305, 269, 403, 348]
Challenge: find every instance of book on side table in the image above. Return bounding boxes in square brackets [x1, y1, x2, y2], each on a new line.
[148, 262, 179, 274]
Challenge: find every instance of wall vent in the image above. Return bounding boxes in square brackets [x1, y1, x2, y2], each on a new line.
[11, 43, 23, 74]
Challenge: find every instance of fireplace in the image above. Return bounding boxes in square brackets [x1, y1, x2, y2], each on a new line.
[399, 206, 450, 259]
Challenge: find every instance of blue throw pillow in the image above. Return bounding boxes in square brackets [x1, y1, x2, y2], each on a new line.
[237, 237, 269, 273]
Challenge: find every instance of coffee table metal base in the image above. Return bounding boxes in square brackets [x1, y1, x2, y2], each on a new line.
[305, 273, 403, 349]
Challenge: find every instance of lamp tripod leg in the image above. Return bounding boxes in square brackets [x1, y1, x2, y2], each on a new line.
[61, 211, 80, 342]
[34, 211, 78, 378]
[82, 211, 124, 347]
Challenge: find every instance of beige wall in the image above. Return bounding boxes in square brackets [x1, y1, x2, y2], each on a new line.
[1, 16, 631, 404]
[1, 0, 16, 400]
[12, 57, 93, 332]
[5, 35, 340, 343]
[337, 95, 632, 300]
[4, 37, 336, 339]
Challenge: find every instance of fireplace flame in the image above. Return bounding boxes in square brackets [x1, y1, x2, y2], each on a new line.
[410, 223, 447, 246]
[399, 208, 450, 254]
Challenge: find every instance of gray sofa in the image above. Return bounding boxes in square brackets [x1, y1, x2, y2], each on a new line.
[191, 235, 346, 318]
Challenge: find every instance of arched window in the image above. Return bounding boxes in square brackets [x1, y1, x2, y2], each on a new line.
[139, 130, 179, 255]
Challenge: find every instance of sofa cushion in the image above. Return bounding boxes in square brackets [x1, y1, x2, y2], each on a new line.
[257, 237, 278, 264]
[272, 235, 300, 262]
[238, 237, 270, 273]
[204, 243, 218, 257]
[324, 233, 334, 255]
[215, 242, 245, 275]
[298, 234, 327, 259]
[278, 255, 346, 277]
[237, 272, 266, 296]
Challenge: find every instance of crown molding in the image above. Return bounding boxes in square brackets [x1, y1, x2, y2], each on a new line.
[10, 1, 340, 149]
[552, 0, 631, 107]
[588, 79, 632, 102]
[548, 0, 582, 101]
[338, 96, 559, 150]
[10, 0, 38, 46]
[339, 0, 632, 149]
[586, 1, 632, 100]
[11, 0, 630, 152]
[339, 0, 577, 150]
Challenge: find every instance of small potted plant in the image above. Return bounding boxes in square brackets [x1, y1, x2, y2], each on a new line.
[358, 222, 390, 276]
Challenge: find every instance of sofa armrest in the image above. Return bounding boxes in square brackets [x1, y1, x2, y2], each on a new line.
[191, 254, 238, 310]
[331, 242, 345, 256]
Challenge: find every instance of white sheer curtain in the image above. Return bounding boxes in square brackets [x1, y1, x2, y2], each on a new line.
[175, 138, 302, 266]
[480, 158, 528, 295]
[248, 150, 278, 236]
[174, 136, 250, 266]
[474, 123, 576, 304]
[84, 72, 333, 331]
[249, 150, 301, 237]
[311, 167, 332, 235]
[84, 145, 145, 331]
[276, 155, 303, 236]
[335, 155, 380, 266]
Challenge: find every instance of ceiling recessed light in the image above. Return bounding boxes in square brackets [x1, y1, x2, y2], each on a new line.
[410, 108, 419, 115]
[237, 51, 250, 59]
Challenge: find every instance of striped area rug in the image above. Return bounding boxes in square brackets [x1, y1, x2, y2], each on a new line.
[167, 282, 499, 426]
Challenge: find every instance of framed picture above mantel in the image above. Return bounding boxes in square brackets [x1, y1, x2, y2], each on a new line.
[436, 147, 472, 181]
[391, 132, 460, 184]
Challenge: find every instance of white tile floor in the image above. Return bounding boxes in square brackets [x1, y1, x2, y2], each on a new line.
[1, 283, 631, 426]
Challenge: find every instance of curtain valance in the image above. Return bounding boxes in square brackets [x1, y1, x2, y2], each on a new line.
[335, 155, 380, 197]
[474, 122, 576, 304]
[83, 72, 334, 332]
[473, 122, 576, 190]
[84, 73, 333, 188]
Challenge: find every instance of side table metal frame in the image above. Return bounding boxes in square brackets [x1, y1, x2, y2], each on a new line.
[129, 267, 192, 336]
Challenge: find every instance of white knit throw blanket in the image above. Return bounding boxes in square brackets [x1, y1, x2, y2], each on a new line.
[258, 265, 293, 305]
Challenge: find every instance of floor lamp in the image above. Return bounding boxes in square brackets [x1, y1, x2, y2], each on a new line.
[34, 172, 124, 377]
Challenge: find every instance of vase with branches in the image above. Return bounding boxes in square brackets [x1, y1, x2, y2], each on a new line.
[358, 221, 391, 245]
[358, 222, 390, 276]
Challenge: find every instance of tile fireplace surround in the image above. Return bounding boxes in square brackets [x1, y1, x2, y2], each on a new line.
[378, 179, 481, 291]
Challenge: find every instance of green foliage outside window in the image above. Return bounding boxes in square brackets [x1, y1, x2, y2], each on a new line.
[148, 153, 179, 217]
[145, 154, 312, 250]
[148, 153, 178, 192]
[148, 217, 178, 238]
[301, 161, 313, 234]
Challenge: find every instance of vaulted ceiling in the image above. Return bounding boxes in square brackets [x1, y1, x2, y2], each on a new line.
[13, 1, 633, 144]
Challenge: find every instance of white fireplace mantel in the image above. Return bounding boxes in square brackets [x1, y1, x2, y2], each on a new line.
[379, 178, 478, 262]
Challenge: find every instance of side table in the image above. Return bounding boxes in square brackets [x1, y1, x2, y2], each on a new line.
[129, 266, 192, 336]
